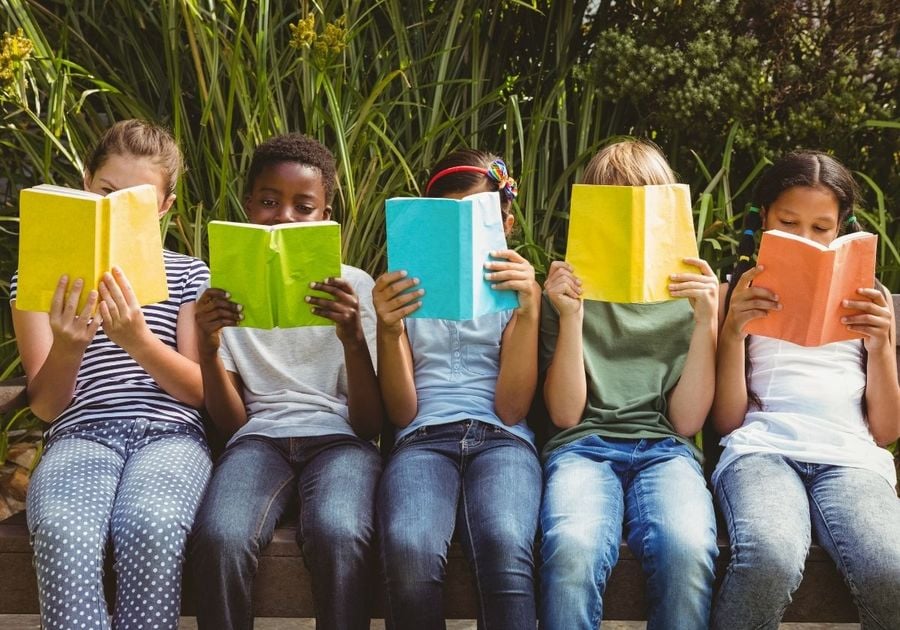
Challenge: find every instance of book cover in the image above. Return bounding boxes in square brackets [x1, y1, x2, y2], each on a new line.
[565, 184, 698, 303]
[16, 184, 168, 312]
[208, 220, 342, 329]
[744, 229, 877, 347]
[385, 191, 519, 320]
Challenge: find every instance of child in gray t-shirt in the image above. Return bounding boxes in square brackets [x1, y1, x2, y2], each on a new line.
[189, 133, 383, 630]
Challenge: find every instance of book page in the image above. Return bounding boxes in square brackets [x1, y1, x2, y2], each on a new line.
[15, 187, 102, 312]
[386, 197, 462, 319]
[566, 185, 636, 303]
[106, 185, 169, 306]
[822, 234, 877, 344]
[209, 221, 276, 329]
[642, 184, 698, 302]
[272, 222, 341, 327]
[469, 192, 518, 319]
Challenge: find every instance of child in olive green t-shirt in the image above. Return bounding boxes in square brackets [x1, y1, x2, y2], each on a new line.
[538, 139, 719, 630]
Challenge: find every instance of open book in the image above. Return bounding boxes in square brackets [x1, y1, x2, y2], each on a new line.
[208, 220, 341, 329]
[385, 191, 519, 320]
[565, 184, 699, 303]
[745, 229, 877, 347]
[16, 184, 168, 312]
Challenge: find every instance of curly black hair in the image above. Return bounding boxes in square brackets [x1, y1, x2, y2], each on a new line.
[246, 133, 337, 203]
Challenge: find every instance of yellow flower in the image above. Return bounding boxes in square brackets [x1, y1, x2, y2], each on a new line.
[0, 29, 34, 92]
[289, 14, 317, 50]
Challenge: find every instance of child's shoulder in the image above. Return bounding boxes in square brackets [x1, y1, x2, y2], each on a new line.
[340, 264, 375, 292]
[163, 249, 210, 274]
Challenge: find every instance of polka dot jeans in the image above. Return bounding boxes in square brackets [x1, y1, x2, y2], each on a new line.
[26, 418, 211, 630]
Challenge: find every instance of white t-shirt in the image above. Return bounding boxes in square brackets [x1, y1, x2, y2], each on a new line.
[713, 335, 897, 489]
[202, 264, 377, 445]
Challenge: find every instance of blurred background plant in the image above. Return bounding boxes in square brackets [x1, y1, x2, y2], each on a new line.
[1, 0, 897, 506]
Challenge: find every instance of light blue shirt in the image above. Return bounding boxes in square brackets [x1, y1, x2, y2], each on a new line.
[397, 310, 535, 448]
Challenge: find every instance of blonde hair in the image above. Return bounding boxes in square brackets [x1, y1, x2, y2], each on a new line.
[582, 139, 676, 186]
[85, 119, 184, 196]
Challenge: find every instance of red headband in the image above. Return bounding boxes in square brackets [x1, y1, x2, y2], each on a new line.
[424, 159, 518, 200]
[425, 165, 488, 195]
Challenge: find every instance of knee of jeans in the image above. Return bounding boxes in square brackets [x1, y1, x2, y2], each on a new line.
[651, 526, 717, 579]
[300, 516, 372, 560]
[381, 527, 446, 580]
[190, 515, 258, 565]
[541, 524, 617, 585]
[730, 528, 807, 589]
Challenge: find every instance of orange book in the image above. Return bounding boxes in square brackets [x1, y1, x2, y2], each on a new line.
[744, 229, 877, 347]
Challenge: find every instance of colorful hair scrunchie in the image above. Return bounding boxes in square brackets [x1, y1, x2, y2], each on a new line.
[485, 159, 518, 201]
[425, 158, 518, 201]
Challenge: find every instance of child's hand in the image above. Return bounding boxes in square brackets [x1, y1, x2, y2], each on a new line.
[372, 270, 422, 337]
[98, 267, 153, 352]
[48, 275, 102, 354]
[195, 288, 242, 357]
[307, 278, 366, 346]
[722, 265, 780, 340]
[842, 287, 894, 352]
[485, 249, 540, 317]
[543, 261, 583, 317]
[669, 257, 719, 325]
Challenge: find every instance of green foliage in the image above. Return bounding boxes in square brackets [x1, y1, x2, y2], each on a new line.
[0, 0, 897, 445]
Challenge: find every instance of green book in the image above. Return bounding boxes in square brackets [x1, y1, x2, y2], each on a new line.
[208, 220, 341, 329]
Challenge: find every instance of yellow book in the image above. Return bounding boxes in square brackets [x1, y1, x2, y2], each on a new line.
[16, 184, 168, 312]
[565, 184, 699, 303]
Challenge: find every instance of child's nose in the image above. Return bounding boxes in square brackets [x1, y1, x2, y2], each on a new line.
[275, 204, 296, 223]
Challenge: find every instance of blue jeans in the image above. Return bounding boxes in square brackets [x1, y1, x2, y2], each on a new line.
[377, 420, 542, 630]
[27, 418, 211, 630]
[712, 452, 900, 630]
[539, 435, 717, 630]
[189, 434, 382, 630]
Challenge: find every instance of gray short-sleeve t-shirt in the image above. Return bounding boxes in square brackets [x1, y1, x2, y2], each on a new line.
[202, 264, 377, 445]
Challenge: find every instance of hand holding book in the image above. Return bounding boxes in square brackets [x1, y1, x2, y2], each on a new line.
[306, 277, 367, 345]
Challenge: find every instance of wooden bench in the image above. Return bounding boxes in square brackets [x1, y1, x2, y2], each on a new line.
[2, 296, 899, 621]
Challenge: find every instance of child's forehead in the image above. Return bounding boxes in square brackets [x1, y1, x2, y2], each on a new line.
[254, 161, 325, 192]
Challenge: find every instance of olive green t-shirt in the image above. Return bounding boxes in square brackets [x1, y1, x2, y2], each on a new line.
[540, 295, 702, 461]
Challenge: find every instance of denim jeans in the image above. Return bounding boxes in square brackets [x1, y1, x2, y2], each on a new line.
[189, 433, 382, 630]
[377, 420, 542, 630]
[27, 418, 211, 630]
[712, 452, 900, 630]
[539, 435, 717, 630]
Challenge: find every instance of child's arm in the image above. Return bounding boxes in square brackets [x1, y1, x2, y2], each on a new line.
[307, 277, 384, 441]
[542, 261, 587, 429]
[12, 276, 101, 421]
[844, 286, 900, 445]
[372, 271, 421, 428]
[195, 288, 248, 436]
[99, 267, 204, 408]
[712, 265, 780, 435]
[666, 258, 719, 436]
[488, 250, 541, 424]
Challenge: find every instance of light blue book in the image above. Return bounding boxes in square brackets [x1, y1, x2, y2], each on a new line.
[386, 191, 519, 320]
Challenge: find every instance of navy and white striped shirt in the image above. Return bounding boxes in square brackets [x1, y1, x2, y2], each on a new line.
[10, 250, 209, 438]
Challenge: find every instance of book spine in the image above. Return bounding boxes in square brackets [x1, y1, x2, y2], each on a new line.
[634, 187, 644, 301]
[461, 203, 473, 319]
[808, 251, 833, 346]
[98, 197, 110, 291]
